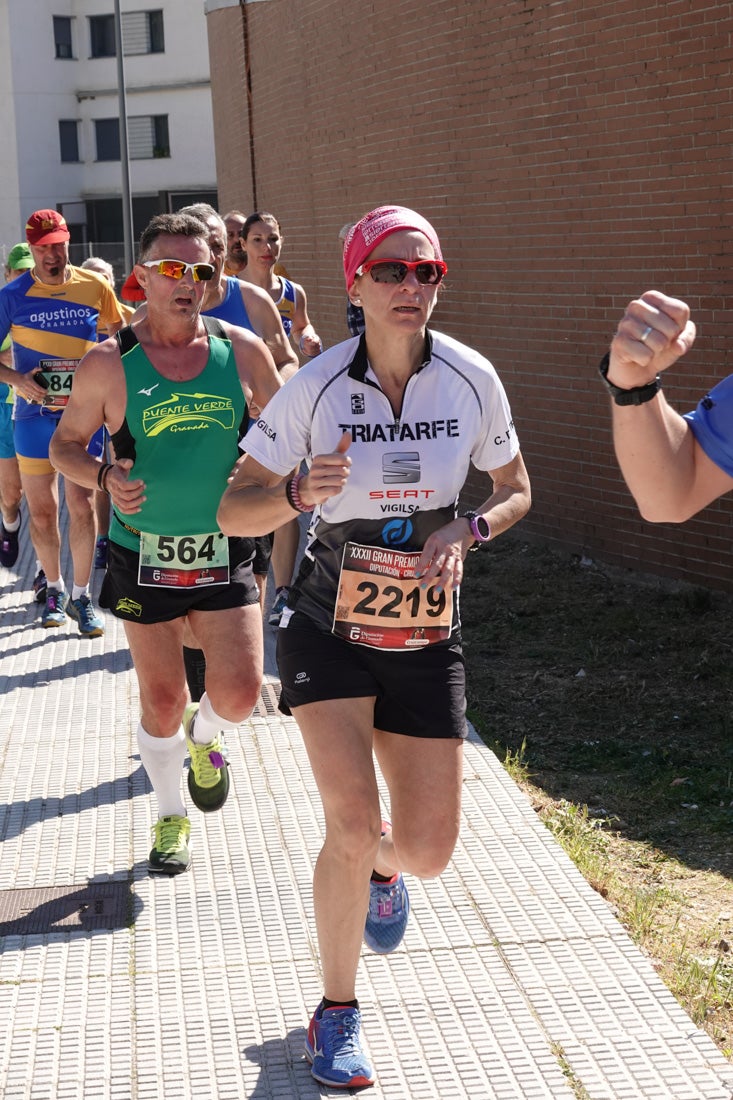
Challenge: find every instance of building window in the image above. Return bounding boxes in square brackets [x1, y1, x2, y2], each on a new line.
[88, 11, 164, 58]
[95, 118, 120, 162]
[168, 191, 219, 212]
[89, 14, 116, 58]
[129, 115, 170, 159]
[94, 116, 169, 161]
[122, 10, 164, 54]
[59, 120, 80, 163]
[53, 16, 73, 59]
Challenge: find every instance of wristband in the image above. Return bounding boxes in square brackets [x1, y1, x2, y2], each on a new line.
[97, 462, 113, 492]
[285, 474, 314, 513]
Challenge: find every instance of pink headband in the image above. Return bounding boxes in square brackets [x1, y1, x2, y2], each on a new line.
[343, 205, 443, 289]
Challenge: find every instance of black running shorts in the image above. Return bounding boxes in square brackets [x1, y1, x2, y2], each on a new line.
[252, 532, 274, 576]
[276, 611, 467, 740]
[100, 536, 259, 624]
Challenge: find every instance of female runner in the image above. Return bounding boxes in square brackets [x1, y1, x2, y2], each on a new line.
[218, 205, 531, 1089]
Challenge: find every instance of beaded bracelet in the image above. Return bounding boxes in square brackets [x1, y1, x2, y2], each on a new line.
[285, 474, 313, 513]
[97, 462, 113, 492]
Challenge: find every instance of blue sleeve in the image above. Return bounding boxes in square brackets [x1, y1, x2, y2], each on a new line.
[683, 374, 733, 477]
[0, 284, 13, 345]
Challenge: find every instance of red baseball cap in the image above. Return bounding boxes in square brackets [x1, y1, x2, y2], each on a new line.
[120, 270, 145, 302]
[25, 209, 70, 246]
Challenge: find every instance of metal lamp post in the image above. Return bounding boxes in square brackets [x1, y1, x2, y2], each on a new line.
[113, 0, 134, 274]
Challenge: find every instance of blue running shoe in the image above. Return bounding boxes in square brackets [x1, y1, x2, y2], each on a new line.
[305, 1005, 375, 1089]
[41, 587, 67, 628]
[67, 594, 105, 637]
[364, 871, 410, 954]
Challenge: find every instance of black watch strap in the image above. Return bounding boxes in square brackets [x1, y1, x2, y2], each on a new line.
[598, 352, 661, 406]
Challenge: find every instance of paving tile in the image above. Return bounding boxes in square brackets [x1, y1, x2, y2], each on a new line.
[0, 524, 732, 1098]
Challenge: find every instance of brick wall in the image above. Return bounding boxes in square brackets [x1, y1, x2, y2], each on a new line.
[206, 4, 251, 203]
[207, 0, 733, 590]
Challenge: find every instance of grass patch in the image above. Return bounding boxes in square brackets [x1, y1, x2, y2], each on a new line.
[551, 1040, 592, 1099]
[462, 536, 733, 1058]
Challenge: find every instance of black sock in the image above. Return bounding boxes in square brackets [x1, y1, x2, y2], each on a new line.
[182, 646, 207, 703]
[321, 997, 359, 1012]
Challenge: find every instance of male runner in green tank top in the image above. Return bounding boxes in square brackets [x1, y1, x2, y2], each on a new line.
[50, 212, 282, 874]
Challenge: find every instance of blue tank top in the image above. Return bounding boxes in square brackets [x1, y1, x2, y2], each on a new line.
[203, 277, 254, 332]
[275, 278, 297, 337]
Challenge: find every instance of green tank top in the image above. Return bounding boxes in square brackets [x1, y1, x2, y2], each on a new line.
[110, 317, 247, 551]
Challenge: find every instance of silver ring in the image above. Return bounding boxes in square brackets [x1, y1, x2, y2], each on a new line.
[640, 325, 653, 344]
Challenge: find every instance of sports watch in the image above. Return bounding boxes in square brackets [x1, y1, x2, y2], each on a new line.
[598, 352, 661, 407]
[462, 510, 491, 544]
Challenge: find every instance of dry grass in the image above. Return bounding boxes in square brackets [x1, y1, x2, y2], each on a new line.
[461, 536, 733, 1057]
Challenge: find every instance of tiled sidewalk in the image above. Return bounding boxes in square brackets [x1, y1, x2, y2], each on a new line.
[0, 527, 731, 1099]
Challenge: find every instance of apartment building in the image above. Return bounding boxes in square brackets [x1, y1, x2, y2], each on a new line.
[0, 0, 217, 268]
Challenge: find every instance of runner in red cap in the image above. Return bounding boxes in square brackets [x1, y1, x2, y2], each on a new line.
[24, 210, 71, 246]
[0, 209, 125, 632]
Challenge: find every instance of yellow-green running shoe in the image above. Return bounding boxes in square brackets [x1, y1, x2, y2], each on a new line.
[148, 814, 191, 876]
[184, 702, 230, 812]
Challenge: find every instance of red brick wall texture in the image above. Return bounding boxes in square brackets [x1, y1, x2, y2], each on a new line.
[207, 0, 733, 590]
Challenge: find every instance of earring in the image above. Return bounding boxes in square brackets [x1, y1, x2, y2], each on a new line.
[353, 298, 361, 305]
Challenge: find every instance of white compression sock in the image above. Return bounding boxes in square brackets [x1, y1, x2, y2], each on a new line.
[189, 692, 237, 744]
[137, 723, 187, 818]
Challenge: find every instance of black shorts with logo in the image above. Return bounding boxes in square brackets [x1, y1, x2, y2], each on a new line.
[276, 611, 467, 740]
[100, 536, 259, 624]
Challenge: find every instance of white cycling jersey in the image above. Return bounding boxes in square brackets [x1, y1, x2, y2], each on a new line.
[242, 329, 520, 633]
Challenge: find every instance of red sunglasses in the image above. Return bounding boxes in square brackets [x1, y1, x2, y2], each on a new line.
[355, 258, 448, 285]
